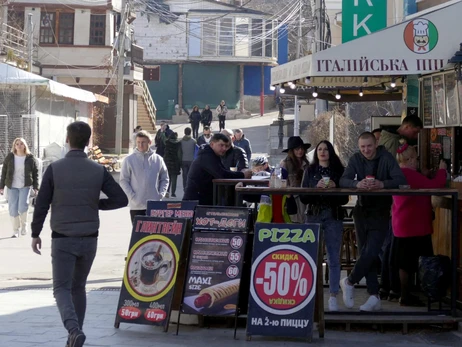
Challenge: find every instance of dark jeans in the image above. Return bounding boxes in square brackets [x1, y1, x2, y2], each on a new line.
[218, 115, 226, 131]
[52, 237, 97, 333]
[191, 122, 200, 139]
[168, 174, 178, 196]
[379, 221, 400, 293]
[182, 162, 192, 190]
[348, 206, 389, 295]
[130, 209, 146, 223]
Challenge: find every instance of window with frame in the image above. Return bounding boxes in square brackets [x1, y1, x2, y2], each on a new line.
[251, 19, 263, 57]
[219, 18, 233, 56]
[39, 11, 75, 44]
[235, 18, 249, 57]
[264, 21, 272, 57]
[203, 20, 217, 56]
[40, 12, 56, 44]
[90, 14, 106, 46]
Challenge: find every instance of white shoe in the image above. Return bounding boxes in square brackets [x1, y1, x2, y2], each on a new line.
[360, 295, 382, 312]
[21, 229, 27, 236]
[328, 297, 339, 312]
[340, 277, 355, 309]
[11, 231, 19, 238]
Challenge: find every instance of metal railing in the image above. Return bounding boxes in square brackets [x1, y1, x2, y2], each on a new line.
[0, 23, 30, 63]
[136, 80, 157, 129]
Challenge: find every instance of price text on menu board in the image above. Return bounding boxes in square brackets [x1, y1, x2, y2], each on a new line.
[193, 206, 250, 231]
[246, 223, 320, 339]
[181, 232, 247, 316]
[115, 217, 186, 327]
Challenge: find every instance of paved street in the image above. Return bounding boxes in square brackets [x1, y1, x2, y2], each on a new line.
[1, 113, 462, 346]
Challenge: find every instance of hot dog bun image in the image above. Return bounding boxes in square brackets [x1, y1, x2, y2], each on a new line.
[194, 279, 240, 309]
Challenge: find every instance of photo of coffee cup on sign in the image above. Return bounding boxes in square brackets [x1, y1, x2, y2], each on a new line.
[127, 240, 174, 296]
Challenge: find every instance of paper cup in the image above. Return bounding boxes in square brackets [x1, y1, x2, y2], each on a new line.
[322, 176, 330, 186]
[230, 167, 237, 172]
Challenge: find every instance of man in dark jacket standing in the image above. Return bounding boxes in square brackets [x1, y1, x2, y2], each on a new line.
[339, 132, 406, 313]
[180, 127, 197, 191]
[233, 129, 252, 161]
[155, 121, 173, 157]
[31, 122, 128, 347]
[183, 133, 252, 205]
[221, 129, 248, 171]
[196, 126, 212, 146]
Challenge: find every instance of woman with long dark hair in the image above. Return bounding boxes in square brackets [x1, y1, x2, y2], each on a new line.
[280, 136, 310, 223]
[300, 140, 348, 312]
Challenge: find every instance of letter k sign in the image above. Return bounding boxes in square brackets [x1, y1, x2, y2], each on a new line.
[354, 14, 372, 36]
[354, 0, 373, 5]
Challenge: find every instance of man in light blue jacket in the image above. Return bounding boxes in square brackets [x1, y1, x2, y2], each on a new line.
[120, 130, 169, 222]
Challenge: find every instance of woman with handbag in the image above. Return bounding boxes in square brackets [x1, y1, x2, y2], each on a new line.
[280, 136, 310, 223]
[300, 140, 348, 312]
[0, 138, 39, 237]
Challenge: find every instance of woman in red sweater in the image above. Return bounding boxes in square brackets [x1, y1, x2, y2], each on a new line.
[392, 143, 447, 306]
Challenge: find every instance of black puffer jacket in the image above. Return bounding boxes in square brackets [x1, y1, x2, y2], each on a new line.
[183, 145, 244, 205]
[221, 146, 248, 171]
[201, 109, 213, 126]
[163, 138, 182, 175]
[0, 152, 39, 189]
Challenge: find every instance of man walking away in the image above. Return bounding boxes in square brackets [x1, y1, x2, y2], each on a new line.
[31, 121, 128, 347]
[120, 130, 169, 222]
[339, 132, 406, 312]
[197, 126, 212, 146]
[181, 127, 197, 191]
[154, 121, 173, 157]
[233, 129, 252, 161]
[183, 133, 252, 205]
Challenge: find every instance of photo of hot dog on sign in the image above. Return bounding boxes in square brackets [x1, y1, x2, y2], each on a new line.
[182, 232, 247, 316]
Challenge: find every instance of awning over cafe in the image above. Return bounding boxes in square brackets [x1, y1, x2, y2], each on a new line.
[271, 0, 462, 85]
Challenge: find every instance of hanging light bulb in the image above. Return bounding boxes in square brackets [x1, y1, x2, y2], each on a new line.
[270, 85, 276, 91]
[359, 87, 363, 97]
[280, 87, 285, 94]
[288, 81, 293, 86]
[290, 83, 296, 89]
[390, 78, 396, 88]
[312, 87, 318, 98]
[335, 89, 341, 100]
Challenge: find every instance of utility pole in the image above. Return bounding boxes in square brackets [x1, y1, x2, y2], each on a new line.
[315, 0, 328, 116]
[115, 0, 127, 154]
[294, 0, 302, 136]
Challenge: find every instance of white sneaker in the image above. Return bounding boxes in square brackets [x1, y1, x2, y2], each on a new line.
[360, 295, 382, 312]
[340, 277, 354, 309]
[21, 229, 27, 236]
[11, 231, 19, 238]
[328, 297, 339, 312]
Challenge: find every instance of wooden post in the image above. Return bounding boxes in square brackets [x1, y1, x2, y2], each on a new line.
[178, 63, 183, 115]
[239, 64, 245, 114]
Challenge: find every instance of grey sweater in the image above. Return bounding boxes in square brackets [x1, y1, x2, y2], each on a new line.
[181, 135, 197, 162]
[340, 146, 407, 209]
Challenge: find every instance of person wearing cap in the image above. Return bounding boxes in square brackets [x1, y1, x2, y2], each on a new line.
[280, 136, 310, 223]
[252, 156, 270, 176]
[220, 129, 248, 171]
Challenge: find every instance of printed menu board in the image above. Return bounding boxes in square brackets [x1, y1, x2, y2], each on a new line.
[246, 223, 320, 340]
[421, 77, 433, 128]
[444, 72, 459, 126]
[115, 217, 186, 328]
[432, 75, 446, 127]
[181, 232, 247, 316]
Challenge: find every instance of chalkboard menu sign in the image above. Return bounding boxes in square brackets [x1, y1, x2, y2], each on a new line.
[193, 206, 251, 232]
[444, 72, 459, 126]
[432, 75, 446, 127]
[421, 77, 433, 128]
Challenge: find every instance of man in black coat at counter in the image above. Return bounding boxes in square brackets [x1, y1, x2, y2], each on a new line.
[183, 133, 252, 205]
[220, 129, 248, 171]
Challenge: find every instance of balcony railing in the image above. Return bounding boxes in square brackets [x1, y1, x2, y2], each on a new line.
[0, 23, 31, 65]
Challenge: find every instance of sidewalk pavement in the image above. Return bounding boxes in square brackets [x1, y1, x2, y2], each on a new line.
[1, 288, 462, 347]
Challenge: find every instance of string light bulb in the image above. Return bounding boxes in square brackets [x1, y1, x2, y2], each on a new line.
[270, 85, 276, 91]
[390, 78, 396, 88]
[335, 89, 341, 100]
[280, 87, 285, 94]
[359, 87, 363, 97]
[290, 83, 296, 89]
[312, 87, 318, 98]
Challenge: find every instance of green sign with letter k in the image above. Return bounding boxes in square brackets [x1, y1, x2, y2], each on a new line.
[342, 0, 387, 43]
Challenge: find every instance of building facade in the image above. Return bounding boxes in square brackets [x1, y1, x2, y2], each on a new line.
[134, 0, 286, 119]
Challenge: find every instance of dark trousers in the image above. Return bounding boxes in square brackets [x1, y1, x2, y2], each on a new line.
[130, 209, 146, 223]
[191, 122, 200, 139]
[168, 174, 178, 196]
[348, 206, 390, 295]
[218, 115, 226, 131]
[380, 222, 400, 293]
[182, 162, 192, 190]
[52, 237, 97, 333]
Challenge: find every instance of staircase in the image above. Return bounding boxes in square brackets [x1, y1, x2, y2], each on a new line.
[136, 81, 157, 134]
